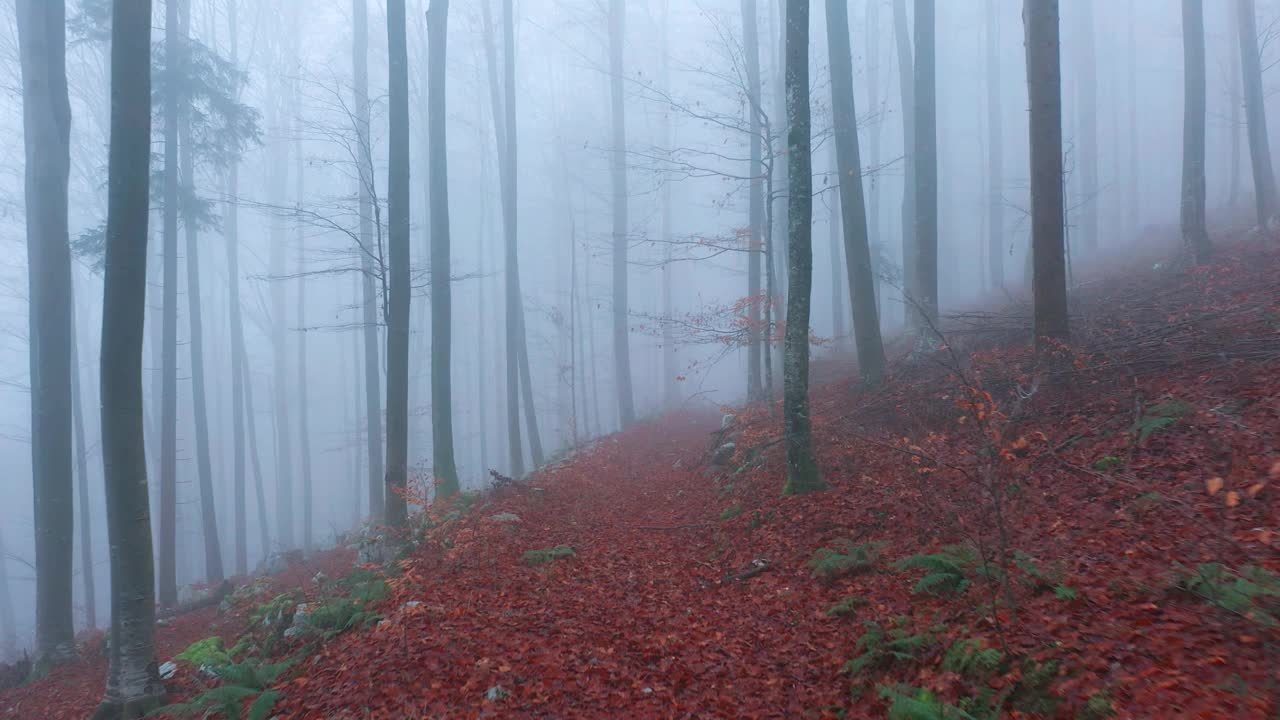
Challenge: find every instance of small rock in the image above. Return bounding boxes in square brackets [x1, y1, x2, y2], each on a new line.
[484, 685, 508, 701]
[158, 661, 177, 680]
[642, 687, 654, 694]
[721, 413, 736, 430]
[711, 441, 736, 466]
[489, 512, 521, 524]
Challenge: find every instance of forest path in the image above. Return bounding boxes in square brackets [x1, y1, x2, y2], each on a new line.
[276, 412, 852, 718]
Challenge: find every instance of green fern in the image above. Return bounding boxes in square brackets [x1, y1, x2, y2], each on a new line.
[153, 685, 259, 719]
[941, 637, 1003, 680]
[896, 545, 975, 596]
[825, 595, 868, 618]
[842, 621, 932, 675]
[807, 540, 884, 580]
[876, 685, 979, 720]
[1131, 398, 1192, 443]
[1177, 562, 1280, 627]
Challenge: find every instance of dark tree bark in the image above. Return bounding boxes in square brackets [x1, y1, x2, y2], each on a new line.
[225, 0, 248, 577]
[1236, 0, 1278, 226]
[609, 0, 636, 428]
[94, 0, 166, 713]
[384, 0, 411, 527]
[986, 0, 1005, 288]
[826, 0, 886, 386]
[427, 0, 460, 498]
[742, 0, 765, 403]
[158, 0, 180, 606]
[912, 0, 938, 330]
[16, 0, 76, 670]
[353, 0, 384, 521]
[892, 0, 916, 322]
[1181, 0, 1210, 263]
[780, 0, 822, 496]
[1024, 0, 1070, 346]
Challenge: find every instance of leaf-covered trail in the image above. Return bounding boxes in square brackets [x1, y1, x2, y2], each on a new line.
[278, 413, 853, 718]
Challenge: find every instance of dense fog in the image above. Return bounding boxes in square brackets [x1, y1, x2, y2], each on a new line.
[0, 0, 1264, 661]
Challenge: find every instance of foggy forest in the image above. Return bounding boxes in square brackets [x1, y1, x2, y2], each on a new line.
[1, 0, 1278, 717]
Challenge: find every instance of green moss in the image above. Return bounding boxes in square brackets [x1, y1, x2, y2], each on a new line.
[521, 545, 576, 566]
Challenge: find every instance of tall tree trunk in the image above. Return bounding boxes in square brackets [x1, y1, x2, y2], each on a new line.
[780, 0, 822, 496]
[1181, 0, 1210, 263]
[1025, 0, 1070, 346]
[427, 0, 460, 498]
[240, 346, 271, 563]
[17, 0, 76, 669]
[71, 288, 96, 630]
[828, 144, 845, 345]
[1073, 0, 1098, 251]
[892, 0, 916, 324]
[159, 0, 182, 609]
[770, 0, 789, 306]
[986, 0, 1005, 288]
[512, 0, 545, 470]
[384, 0, 411, 527]
[742, 0, 765, 403]
[1228, 2, 1242, 212]
[181, 64, 224, 583]
[95, 0, 166, 711]
[352, 0, 384, 521]
[0, 531, 17, 660]
[225, 0, 248, 577]
[609, 0, 636, 428]
[826, 0, 886, 386]
[1126, 0, 1139, 238]
[1237, 0, 1279, 226]
[660, 0, 677, 410]
[269, 140, 294, 547]
[295, 159, 314, 552]
[866, 0, 883, 310]
[913, 0, 938, 330]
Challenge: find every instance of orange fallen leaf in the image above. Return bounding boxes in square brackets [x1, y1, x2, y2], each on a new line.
[1205, 477, 1223, 495]
[1225, 491, 1240, 508]
[1271, 460, 1280, 480]
[1247, 482, 1265, 498]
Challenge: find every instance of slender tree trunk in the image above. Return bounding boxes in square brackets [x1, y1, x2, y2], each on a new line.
[269, 130, 294, 548]
[826, 0, 886, 386]
[892, 0, 916, 324]
[660, 0, 677, 410]
[157, 0, 182, 608]
[781, 0, 822, 495]
[17, 0, 76, 669]
[0, 531, 17, 660]
[352, 0, 384, 522]
[295, 168, 314, 552]
[1228, 3, 1241, 212]
[384, 0, 411, 527]
[1127, 0, 1139, 238]
[1074, 0, 1098, 250]
[770, 0, 789, 305]
[828, 144, 845, 345]
[1237, 0, 1279, 226]
[240, 346, 270, 563]
[95, 0, 166, 711]
[181, 81, 224, 584]
[609, 0, 636, 428]
[225, 0, 248, 577]
[986, 0, 1005, 288]
[71, 288, 96, 630]
[1025, 0, 1070, 346]
[742, 0, 765, 402]
[912, 0, 938, 331]
[866, 0, 883, 311]
[427, 0, 460, 497]
[1181, 0, 1210, 263]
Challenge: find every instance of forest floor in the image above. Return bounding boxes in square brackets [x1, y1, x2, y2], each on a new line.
[3, 230, 1279, 719]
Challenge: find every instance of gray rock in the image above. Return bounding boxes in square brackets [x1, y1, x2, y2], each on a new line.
[489, 512, 521, 524]
[158, 661, 177, 680]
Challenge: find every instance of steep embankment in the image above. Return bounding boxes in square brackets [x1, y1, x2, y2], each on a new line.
[3, 233, 1277, 719]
